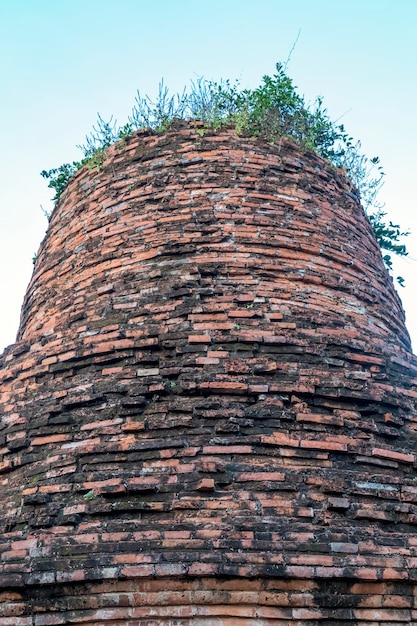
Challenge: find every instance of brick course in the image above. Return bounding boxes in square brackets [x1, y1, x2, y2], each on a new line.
[1, 121, 417, 623]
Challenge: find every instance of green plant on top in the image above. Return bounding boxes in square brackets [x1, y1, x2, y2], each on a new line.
[41, 115, 132, 200]
[130, 79, 188, 132]
[41, 162, 81, 202]
[207, 66, 349, 161]
[40, 63, 409, 283]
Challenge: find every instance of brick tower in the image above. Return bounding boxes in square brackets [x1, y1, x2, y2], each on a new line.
[1, 123, 417, 624]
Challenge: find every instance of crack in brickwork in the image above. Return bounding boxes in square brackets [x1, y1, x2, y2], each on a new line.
[1, 123, 417, 624]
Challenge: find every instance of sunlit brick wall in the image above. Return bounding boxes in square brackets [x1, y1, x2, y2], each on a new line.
[1, 123, 417, 624]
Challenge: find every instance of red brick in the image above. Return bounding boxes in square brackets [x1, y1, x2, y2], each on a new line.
[120, 565, 154, 578]
[31, 434, 70, 445]
[372, 447, 414, 463]
[0, 121, 416, 621]
[188, 334, 211, 343]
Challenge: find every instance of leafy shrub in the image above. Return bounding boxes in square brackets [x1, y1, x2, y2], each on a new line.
[41, 162, 81, 201]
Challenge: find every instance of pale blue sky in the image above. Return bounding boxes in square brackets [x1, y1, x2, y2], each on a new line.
[1, 0, 416, 351]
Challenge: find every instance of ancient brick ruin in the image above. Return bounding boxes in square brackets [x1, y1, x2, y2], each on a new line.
[1, 122, 417, 624]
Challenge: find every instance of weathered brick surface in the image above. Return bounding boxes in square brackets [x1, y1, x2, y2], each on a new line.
[1, 122, 417, 623]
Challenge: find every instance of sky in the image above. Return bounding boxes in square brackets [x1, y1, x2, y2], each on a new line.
[0, 0, 416, 353]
